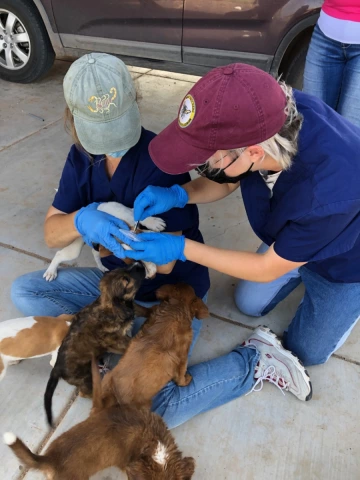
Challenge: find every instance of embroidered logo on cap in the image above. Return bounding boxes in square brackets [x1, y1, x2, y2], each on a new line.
[178, 94, 196, 128]
[88, 87, 117, 114]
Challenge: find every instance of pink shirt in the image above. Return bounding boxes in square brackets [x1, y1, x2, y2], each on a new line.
[322, 0, 360, 22]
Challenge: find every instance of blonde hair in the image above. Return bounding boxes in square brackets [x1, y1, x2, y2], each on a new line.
[258, 82, 303, 170]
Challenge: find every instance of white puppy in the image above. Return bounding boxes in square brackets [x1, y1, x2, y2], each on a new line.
[44, 202, 165, 281]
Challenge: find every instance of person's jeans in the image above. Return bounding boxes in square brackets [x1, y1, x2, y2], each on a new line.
[11, 268, 259, 428]
[235, 243, 360, 366]
[303, 24, 360, 127]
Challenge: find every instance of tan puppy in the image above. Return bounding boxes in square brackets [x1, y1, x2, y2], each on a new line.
[100, 283, 209, 410]
[0, 314, 72, 381]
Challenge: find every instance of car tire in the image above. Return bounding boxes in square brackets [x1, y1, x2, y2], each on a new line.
[0, 0, 54, 83]
[282, 37, 311, 91]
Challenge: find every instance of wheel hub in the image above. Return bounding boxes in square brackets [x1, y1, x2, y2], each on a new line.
[0, 9, 31, 70]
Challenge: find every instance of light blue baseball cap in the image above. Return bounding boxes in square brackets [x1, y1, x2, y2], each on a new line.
[63, 53, 141, 155]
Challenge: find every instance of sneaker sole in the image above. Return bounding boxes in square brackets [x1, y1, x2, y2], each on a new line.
[256, 326, 312, 402]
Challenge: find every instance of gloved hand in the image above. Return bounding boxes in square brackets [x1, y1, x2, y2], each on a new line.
[133, 185, 188, 221]
[115, 231, 186, 265]
[74, 203, 130, 258]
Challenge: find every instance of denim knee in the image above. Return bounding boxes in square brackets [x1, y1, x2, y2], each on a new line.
[283, 332, 328, 367]
[11, 274, 28, 310]
[234, 281, 263, 317]
[10, 272, 41, 314]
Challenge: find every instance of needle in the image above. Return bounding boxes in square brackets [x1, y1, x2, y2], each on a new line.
[133, 221, 139, 232]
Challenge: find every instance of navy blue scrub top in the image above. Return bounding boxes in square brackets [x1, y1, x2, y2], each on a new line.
[53, 128, 210, 301]
[241, 90, 360, 283]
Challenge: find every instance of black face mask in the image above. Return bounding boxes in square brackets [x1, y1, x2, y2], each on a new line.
[196, 162, 254, 184]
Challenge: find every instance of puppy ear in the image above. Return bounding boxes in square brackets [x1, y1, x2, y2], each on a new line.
[155, 284, 177, 301]
[100, 275, 128, 306]
[180, 456, 196, 479]
[192, 298, 209, 319]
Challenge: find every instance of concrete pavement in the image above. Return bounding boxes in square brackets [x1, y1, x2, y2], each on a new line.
[0, 61, 359, 480]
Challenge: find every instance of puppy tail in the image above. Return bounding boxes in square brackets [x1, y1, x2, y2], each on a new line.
[91, 356, 103, 410]
[3, 432, 49, 471]
[44, 369, 60, 427]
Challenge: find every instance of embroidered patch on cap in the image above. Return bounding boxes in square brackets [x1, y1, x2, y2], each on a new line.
[88, 87, 117, 114]
[178, 94, 196, 128]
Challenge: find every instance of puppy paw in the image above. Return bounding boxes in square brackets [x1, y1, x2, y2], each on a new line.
[176, 372, 192, 387]
[144, 262, 157, 279]
[183, 373, 192, 386]
[141, 216, 166, 232]
[43, 269, 57, 282]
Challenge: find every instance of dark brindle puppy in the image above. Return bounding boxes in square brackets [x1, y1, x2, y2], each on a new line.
[44, 263, 146, 426]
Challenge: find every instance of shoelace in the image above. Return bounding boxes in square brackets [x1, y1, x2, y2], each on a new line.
[246, 365, 289, 396]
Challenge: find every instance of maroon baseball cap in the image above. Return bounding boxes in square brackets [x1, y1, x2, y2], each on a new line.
[149, 63, 287, 174]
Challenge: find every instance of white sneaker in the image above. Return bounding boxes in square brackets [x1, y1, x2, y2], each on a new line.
[244, 326, 312, 401]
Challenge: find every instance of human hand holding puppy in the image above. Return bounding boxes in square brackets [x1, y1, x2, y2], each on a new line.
[116, 230, 186, 265]
[74, 202, 131, 258]
[75, 202, 178, 273]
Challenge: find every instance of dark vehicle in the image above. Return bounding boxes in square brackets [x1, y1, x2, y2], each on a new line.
[0, 0, 322, 87]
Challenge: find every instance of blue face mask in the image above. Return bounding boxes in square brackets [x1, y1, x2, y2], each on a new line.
[107, 148, 129, 158]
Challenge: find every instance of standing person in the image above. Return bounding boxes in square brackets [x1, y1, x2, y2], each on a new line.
[303, 0, 360, 127]
[11, 55, 312, 429]
[117, 63, 360, 379]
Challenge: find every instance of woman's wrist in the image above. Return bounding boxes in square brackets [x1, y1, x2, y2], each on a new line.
[45, 211, 81, 248]
[70, 211, 81, 235]
[183, 238, 197, 262]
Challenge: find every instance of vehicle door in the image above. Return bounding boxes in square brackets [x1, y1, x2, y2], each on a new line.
[182, 0, 320, 71]
[51, 0, 184, 62]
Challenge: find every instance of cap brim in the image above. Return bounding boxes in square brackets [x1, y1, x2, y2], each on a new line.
[74, 102, 141, 155]
[149, 119, 214, 175]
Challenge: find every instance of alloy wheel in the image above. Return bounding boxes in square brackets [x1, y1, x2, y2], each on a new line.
[0, 9, 30, 70]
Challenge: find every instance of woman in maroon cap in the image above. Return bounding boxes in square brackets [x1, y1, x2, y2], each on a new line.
[116, 63, 360, 422]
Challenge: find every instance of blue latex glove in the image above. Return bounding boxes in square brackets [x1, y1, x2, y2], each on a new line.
[133, 184, 188, 222]
[115, 231, 186, 265]
[74, 203, 130, 258]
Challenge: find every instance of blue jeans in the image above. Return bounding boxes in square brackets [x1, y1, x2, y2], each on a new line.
[11, 268, 258, 428]
[235, 243, 360, 366]
[303, 24, 360, 127]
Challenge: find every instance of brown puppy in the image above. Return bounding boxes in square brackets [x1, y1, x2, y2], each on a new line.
[4, 359, 195, 480]
[100, 283, 209, 410]
[44, 263, 146, 426]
